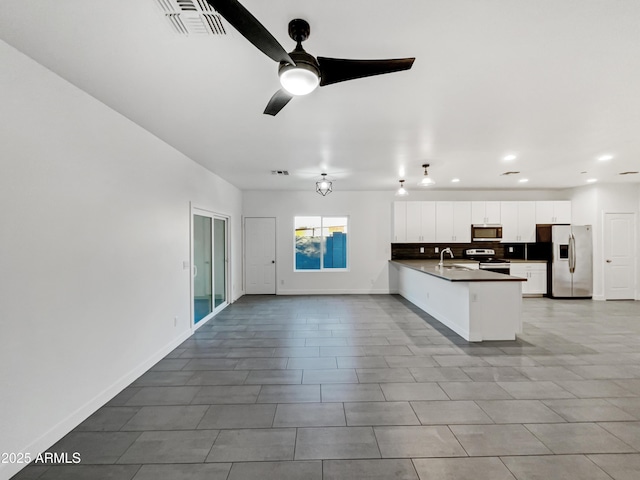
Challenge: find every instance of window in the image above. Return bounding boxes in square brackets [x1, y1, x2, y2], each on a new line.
[294, 216, 348, 270]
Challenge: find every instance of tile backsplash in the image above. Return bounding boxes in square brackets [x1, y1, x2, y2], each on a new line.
[391, 242, 505, 260]
[391, 242, 545, 261]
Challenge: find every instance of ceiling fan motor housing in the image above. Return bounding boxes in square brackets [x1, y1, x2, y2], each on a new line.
[288, 18, 311, 43]
[279, 49, 320, 77]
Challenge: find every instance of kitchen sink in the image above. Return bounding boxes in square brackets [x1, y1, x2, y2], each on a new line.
[437, 265, 471, 272]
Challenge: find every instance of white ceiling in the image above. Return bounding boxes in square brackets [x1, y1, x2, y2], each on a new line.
[1, 0, 639, 192]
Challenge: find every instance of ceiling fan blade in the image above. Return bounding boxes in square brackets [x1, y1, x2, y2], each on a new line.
[317, 57, 415, 87]
[264, 89, 294, 116]
[207, 0, 294, 65]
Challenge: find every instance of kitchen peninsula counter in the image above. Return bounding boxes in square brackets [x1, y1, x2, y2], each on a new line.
[391, 259, 526, 282]
[390, 260, 525, 342]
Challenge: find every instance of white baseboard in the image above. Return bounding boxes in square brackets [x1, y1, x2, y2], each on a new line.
[275, 288, 392, 295]
[593, 295, 606, 301]
[1, 330, 191, 480]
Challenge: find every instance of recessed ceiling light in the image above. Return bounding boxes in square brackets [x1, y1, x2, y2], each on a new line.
[451, 178, 460, 183]
[598, 154, 613, 161]
[587, 178, 598, 183]
[518, 178, 529, 183]
[503, 154, 517, 161]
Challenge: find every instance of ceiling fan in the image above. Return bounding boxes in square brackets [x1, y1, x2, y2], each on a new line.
[206, 0, 416, 116]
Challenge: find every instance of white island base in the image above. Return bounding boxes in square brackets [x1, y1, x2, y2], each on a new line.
[395, 263, 523, 342]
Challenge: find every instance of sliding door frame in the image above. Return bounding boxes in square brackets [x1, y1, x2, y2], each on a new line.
[190, 204, 231, 331]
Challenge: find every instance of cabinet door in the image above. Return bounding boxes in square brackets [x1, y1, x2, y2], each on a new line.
[435, 202, 454, 242]
[485, 201, 501, 224]
[420, 202, 437, 242]
[509, 265, 530, 294]
[453, 202, 472, 242]
[393, 202, 407, 242]
[472, 201, 501, 224]
[554, 201, 572, 224]
[528, 269, 547, 294]
[517, 202, 536, 242]
[406, 201, 422, 242]
[471, 202, 487, 224]
[500, 202, 519, 242]
[535, 201, 554, 224]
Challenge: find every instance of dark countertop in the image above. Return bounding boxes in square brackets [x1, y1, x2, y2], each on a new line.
[390, 259, 526, 282]
[508, 259, 548, 264]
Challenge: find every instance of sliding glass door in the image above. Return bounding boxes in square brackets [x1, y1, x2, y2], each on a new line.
[213, 218, 226, 309]
[192, 209, 228, 326]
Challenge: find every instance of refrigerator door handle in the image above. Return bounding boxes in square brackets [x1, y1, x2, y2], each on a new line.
[568, 234, 576, 273]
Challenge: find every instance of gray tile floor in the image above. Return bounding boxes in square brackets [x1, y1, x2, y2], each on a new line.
[12, 295, 640, 479]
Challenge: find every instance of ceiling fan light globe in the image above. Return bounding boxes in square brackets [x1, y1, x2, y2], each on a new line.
[279, 64, 319, 96]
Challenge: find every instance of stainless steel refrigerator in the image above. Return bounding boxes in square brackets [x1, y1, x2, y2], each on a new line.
[551, 225, 593, 298]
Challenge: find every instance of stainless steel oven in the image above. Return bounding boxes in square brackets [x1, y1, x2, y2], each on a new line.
[472, 225, 503, 242]
[478, 261, 511, 275]
[465, 248, 511, 275]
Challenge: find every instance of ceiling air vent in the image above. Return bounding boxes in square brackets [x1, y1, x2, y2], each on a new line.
[154, 0, 226, 35]
[501, 171, 521, 176]
[271, 170, 290, 176]
[619, 171, 639, 175]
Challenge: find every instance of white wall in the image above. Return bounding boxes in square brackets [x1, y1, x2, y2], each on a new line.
[243, 191, 394, 294]
[0, 40, 243, 479]
[242, 189, 572, 295]
[570, 184, 639, 300]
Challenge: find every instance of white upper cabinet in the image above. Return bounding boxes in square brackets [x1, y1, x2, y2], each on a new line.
[405, 201, 437, 242]
[395, 200, 568, 243]
[471, 201, 501, 225]
[393, 202, 407, 242]
[420, 202, 437, 242]
[405, 202, 422, 242]
[535, 201, 572, 224]
[394, 201, 436, 243]
[501, 201, 536, 242]
[436, 201, 471, 243]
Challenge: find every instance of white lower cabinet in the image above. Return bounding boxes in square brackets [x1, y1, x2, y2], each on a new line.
[510, 263, 547, 295]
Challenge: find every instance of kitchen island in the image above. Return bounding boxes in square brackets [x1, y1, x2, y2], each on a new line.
[390, 259, 526, 342]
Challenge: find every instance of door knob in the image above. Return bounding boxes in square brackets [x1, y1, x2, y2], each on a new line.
[272, 260, 275, 264]
[606, 259, 612, 263]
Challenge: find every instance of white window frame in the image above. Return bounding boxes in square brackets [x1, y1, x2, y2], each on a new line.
[293, 215, 349, 272]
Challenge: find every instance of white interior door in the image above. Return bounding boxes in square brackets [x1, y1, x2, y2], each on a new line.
[604, 213, 636, 300]
[245, 217, 276, 294]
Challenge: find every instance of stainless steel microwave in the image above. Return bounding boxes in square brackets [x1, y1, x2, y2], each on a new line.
[472, 225, 503, 241]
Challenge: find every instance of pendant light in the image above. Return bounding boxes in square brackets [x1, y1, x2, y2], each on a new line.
[395, 179, 409, 197]
[315, 173, 332, 196]
[418, 163, 435, 186]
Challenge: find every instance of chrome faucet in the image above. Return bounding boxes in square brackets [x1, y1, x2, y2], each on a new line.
[439, 247, 454, 267]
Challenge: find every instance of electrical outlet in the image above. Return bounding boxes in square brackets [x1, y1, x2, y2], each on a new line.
[420, 247, 425, 253]
[435, 247, 439, 253]
[509, 247, 514, 253]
